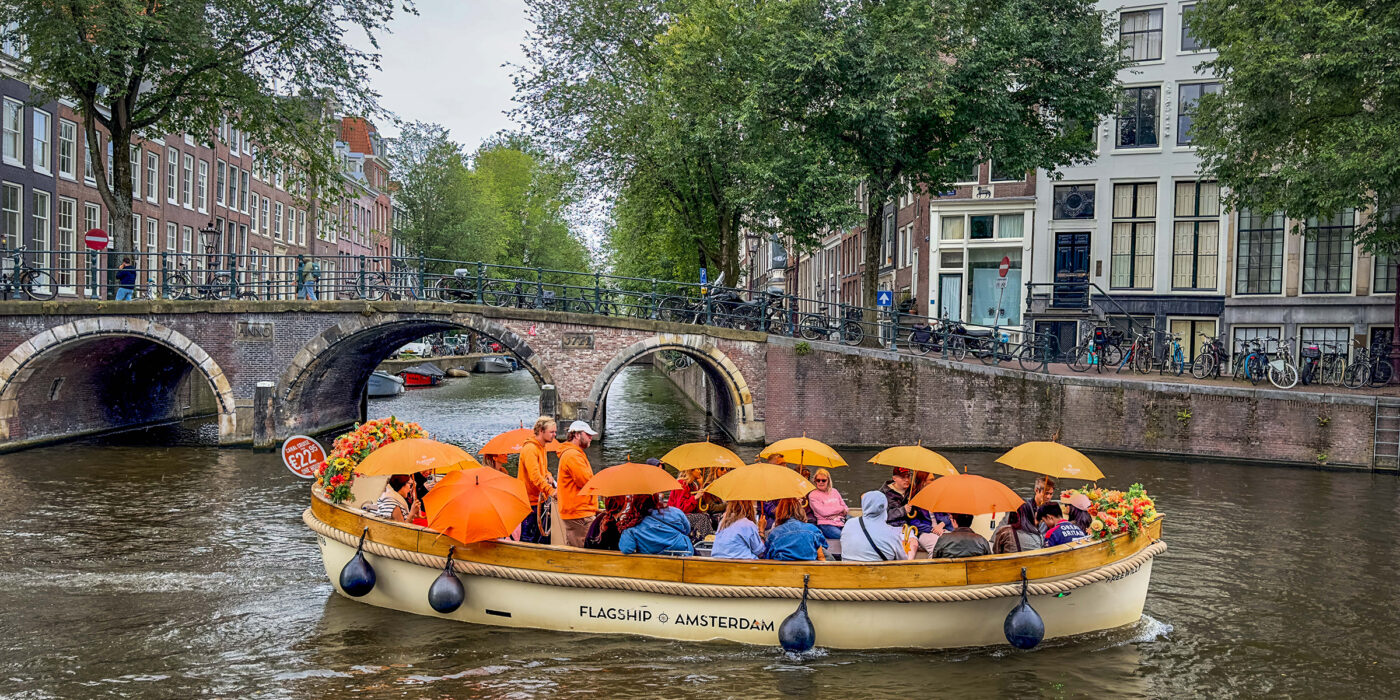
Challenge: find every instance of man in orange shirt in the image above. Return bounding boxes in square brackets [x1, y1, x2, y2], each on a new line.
[556, 420, 600, 547]
[517, 416, 557, 544]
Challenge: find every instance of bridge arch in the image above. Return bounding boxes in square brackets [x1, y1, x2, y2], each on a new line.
[275, 312, 557, 438]
[585, 334, 760, 443]
[0, 317, 236, 447]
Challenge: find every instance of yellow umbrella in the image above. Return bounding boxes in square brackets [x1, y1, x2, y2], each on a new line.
[659, 441, 747, 472]
[758, 436, 847, 469]
[355, 438, 483, 476]
[701, 462, 816, 502]
[996, 441, 1105, 481]
[869, 445, 958, 476]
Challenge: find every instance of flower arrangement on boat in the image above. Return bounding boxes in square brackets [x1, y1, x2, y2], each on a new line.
[314, 417, 428, 503]
[1061, 483, 1158, 539]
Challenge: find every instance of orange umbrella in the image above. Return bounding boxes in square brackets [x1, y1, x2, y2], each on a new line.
[581, 462, 680, 497]
[702, 462, 816, 502]
[356, 438, 482, 476]
[423, 467, 531, 544]
[477, 428, 563, 457]
[909, 473, 1024, 516]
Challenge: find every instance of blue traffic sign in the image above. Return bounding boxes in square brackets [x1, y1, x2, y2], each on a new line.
[876, 290, 893, 307]
[699, 268, 708, 285]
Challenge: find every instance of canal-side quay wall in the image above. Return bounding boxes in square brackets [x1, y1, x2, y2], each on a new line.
[763, 337, 1377, 469]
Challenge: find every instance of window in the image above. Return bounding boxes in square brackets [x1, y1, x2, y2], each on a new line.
[1117, 86, 1160, 148]
[274, 202, 284, 240]
[197, 160, 208, 212]
[129, 147, 141, 198]
[1171, 181, 1220, 290]
[31, 190, 49, 268]
[181, 225, 193, 255]
[1121, 8, 1163, 62]
[131, 213, 140, 253]
[146, 216, 157, 251]
[84, 202, 100, 239]
[1231, 326, 1283, 359]
[2, 98, 22, 165]
[1374, 252, 1397, 294]
[1181, 3, 1207, 51]
[1110, 182, 1157, 289]
[970, 215, 995, 240]
[145, 151, 158, 201]
[990, 161, 1022, 182]
[105, 140, 113, 182]
[997, 213, 1024, 239]
[240, 170, 250, 213]
[166, 221, 177, 251]
[216, 160, 226, 206]
[166, 148, 178, 203]
[181, 153, 193, 207]
[1177, 82, 1220, 146]
[58, 120, 76, 179]
[1053, 184, 1095, 219]
[228, 164, 240, 211]
[57, 197, 76, 286]
[32, 109, 50, 173]
[1302, 209, 1355, 294]
[1300, 327, 1352, 357]
[297, 209, 306, 245]
[881, 210, 894, 267]
[2, 182, 21, 249]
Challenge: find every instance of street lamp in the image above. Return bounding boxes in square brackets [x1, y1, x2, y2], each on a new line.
[198, 221, 222, 270]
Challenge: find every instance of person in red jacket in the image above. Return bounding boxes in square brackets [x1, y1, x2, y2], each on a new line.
[556, 421, 600, 547]
[517, 416, 557, 543]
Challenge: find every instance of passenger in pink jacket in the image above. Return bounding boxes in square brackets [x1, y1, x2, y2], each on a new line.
[807, 468, 848, 539]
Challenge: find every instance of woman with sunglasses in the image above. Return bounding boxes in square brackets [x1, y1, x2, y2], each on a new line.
[806, 468, 848, 539]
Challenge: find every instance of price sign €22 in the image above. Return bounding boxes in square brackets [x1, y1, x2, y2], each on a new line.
[281, 435, 326, 480]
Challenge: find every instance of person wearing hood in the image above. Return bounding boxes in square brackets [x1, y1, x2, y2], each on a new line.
[840, 491, 914, 561]
[618, 494, 694, 556]
[556, 421, 600, 547]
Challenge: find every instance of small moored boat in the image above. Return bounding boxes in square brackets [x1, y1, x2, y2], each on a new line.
[398, 363, 446, 388]
[366, 370, 405, 398]
[472, 355, 516, 374]
[304, 492, 1164, 650]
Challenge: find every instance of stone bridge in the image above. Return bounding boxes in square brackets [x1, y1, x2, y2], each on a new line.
[0, 300, 768, 451]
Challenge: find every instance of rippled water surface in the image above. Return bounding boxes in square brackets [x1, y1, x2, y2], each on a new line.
[1, 365, 1398, 698]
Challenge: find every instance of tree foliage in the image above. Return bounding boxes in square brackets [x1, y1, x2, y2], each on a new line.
[0, 0, 410, 252]
[1189, 0, 1400, 252]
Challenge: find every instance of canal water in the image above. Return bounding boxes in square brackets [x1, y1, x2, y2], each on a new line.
[0, 365, 1397, 698]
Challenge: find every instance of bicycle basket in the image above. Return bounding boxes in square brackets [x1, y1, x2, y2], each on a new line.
[1301, 346, 1321, 359]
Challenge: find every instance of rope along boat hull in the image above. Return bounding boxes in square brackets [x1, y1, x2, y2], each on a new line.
[306, 496, 1163, 650]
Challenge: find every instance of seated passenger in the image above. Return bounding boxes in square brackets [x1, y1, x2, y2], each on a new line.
[764, 498, 828, 561]
[930, 513, 991, 558]
[840, 491, 914, 561]
[1040, 503, 1089, 547]
[618, 494, 694, 556]
[1016, 475, 1056, 535]
[881, 468, 943, 555]
[991, 510, 1042, 554]
[374, 474, 422, 523]
[807, 469, 848, 539]
[711, 500, 765, 559]
[584, 496, 630, 551]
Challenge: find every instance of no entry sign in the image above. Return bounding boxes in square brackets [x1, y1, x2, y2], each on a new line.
[281, 435, 326, 479]
[999, 256, 1011, 278]
[84, 228, 109, 251]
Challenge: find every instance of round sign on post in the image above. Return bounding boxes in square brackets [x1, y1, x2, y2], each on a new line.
[84, 228, 109, 251]
[282, 435, 326, 479]
[999, 256, 1011, 278]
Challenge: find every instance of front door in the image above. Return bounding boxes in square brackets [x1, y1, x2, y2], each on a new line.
[938, 274, 963, 320]
[1053, 232, 1091, 308]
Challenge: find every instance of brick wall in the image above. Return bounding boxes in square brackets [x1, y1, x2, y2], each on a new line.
[765, 337, 1376, 468]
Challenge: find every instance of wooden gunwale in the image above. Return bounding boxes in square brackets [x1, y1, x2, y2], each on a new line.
[309, 494, 1162, 590]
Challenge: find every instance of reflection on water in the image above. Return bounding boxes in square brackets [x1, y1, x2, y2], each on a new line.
[0, 364, 1397, 697]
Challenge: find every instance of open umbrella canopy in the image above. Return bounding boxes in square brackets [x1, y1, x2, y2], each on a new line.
[581, 462, 680, 497]
[996, 441, 1105, 481]
[659, 441, 747, 472]
[758, 437, 847, 469]
[909, 473, 1024, 516]
[869, 445, 958, 476]
[356, 438, 482, 476]
[702, 462, 816, 502]
[423, 467, 531, 544]
[477, 428, 563, 457]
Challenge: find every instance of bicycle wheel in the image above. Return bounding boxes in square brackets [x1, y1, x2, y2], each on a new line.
[1191, 353, 1216, 380]
[1246, 355, 1265, 385]
[912, 338, 932, 356]
[1017, 343, 1045, 372]
[658, 296, 693, 323]
[1371, 360, 1394, 387]
[945, 335, 968, 361]
[360, 273, 387, 301]
[799, 315, 825, 341]
[1171, 349, 1186, 376]
[434, 276, 470, 303]
[1268, 360, 1299, 389]
[1342, 362, 1367, 389]
[204, 273, 235, 300]
[1067, 345, 1092, 372]
[166, 273, 194, 300]
[18, 269, 56, 300]
[1133, 346, 1153, 374]
[1101, 344, 1122, 368]
[840, 321, 863, 346]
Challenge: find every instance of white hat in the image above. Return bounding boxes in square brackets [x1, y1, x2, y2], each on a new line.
[567, 420, 598, 436]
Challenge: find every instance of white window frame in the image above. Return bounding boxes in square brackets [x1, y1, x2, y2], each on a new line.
[196, 159, 209, 213]
[58, 119, 77, 180]
[145, 151, 158, 202]
[146, 216, 157, 251]
[84, 132, 99, 186]
[216, 159, 226, 207]
[166, 221, 177, 251]
[2, 98, 23, 166]
[31, 189, 50, 268]
[250, 193, 261, 235]
[166, 147, 178, 203]
[274, 201, 284, 240]
[2, 181, 22, 250]
[31, 108, 50, 174]
[181, 153, 193, 208]
[57, 196, 76, 289]
[129, 146, 141, 199]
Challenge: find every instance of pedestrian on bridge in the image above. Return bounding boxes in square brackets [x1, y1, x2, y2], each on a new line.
[296, 259, 320, 301]
[115, 258, 136, 301]
[557, 421, 600, 547]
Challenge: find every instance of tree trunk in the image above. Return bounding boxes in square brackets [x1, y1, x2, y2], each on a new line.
[862, 192, 883, 319]
[717, 208, 740, 288]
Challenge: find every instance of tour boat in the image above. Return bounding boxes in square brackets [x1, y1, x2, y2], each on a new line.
[304, 492, 1165, 650]
[472, 355, 516, 374]
[366, 370, 406, 398]
[398, 363, 446, 387]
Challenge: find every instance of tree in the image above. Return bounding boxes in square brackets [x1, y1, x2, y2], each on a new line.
[0, 0, 411, 254]
[390, 122, 494, 262]
[1188, 0, 1400, 357]
[467, 136, 592, 274]
[750, 0, 1124, 310]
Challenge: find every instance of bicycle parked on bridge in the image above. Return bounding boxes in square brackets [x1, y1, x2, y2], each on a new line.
[798, 305, 865, 346]
[1230, 338, 1268, 385]
[1117, 328, 1154, 374]
[1158, 333, 1186, 377]
[166, 259, 258, 301]
[1263, 336, 1300, 389]
[1067, 326, 1124, 374]
[0, 247, 56, 300]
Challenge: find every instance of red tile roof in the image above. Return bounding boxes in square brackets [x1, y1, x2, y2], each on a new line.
[339, 117, 376, 155]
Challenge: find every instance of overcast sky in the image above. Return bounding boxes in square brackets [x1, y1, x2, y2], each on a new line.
[364, 1, 529, 151]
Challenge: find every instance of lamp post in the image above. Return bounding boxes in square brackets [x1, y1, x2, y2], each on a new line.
[198, 220, 223, 272]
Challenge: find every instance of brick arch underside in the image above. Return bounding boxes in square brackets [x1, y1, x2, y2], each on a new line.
[0, 334, 230, 446]
[587, 342, 751, 440]
[277, 318, 553, 434]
